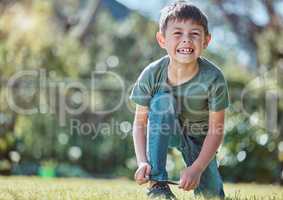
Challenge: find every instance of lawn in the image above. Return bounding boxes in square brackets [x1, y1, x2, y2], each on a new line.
[0, 176, 282, 200]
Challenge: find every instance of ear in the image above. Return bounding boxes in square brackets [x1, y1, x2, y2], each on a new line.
[156, 32, 166, 49]
[203, 34, 211, 49]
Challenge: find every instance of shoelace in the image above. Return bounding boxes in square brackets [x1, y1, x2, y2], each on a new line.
[149, 182, 176, 197]
[150, 179, 179, 185]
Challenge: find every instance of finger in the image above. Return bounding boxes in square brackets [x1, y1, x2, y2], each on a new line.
[134, 172, 138, 181]
[188, 181, 197, 190]
[138, 167, 146, 178]
[178, 178, 186, 189]
[136, 176, 145, 184]
[186, 180, 196, 191]
[191, 182, 198, 190]
[135, 170, 145, 182]
[136, 175, 146, 184]
[178, 179, 183, 188]
[136, 179, 144, 185]
[184, 179, 194, 191]
[134, 169, 139, 180]
[134, 168, 141, 180]
[145, 165, 151, 178]
[137, 178, 148, 185]
[192, 179, 200, 189]
[183, 181, 191, 191]
[137, 169, 149, 184]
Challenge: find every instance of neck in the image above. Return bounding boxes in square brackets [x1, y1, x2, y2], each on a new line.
[169, 59, 198, 73]
[167, 58, 199, 86]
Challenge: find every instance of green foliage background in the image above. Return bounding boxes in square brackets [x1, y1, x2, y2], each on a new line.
[0, 0, 282, 184]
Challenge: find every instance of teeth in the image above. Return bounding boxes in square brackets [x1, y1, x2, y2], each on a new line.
[178, 48, 194, 54]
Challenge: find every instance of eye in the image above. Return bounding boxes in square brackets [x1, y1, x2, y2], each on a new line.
[192, 32, 200, 36]
[173, 32, 182, 35]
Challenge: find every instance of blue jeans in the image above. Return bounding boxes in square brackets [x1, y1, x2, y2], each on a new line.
[147, 91, 225, 198]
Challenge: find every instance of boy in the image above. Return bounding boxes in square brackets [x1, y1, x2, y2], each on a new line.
[130, 1, 229, 199]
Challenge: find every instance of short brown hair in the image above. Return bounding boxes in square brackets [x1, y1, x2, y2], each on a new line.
[159, 1, 209, 35]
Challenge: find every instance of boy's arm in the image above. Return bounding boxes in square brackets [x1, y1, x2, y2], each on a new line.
[179, 110, 225, 190]
[133, 104, 149, 166]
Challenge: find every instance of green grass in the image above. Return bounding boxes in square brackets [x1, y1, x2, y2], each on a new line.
[0, 176, 282, 200]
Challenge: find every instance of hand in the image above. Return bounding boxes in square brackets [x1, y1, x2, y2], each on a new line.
[134, 162, 151, 185]
[179, 165, 203, 191]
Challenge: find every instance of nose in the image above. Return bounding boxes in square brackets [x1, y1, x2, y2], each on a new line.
[182, 36, 193, 43]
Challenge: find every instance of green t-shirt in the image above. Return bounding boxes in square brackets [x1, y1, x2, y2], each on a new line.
[130, 56, 230, 135]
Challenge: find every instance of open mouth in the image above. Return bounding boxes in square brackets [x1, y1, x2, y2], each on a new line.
[177, 48, 194, 54]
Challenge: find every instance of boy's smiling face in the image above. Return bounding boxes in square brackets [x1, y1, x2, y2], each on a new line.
[157, 19, 211, 66]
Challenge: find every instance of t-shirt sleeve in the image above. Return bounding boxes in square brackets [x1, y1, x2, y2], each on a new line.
[129, 68, 153, 107]
[208, 71, 230, 111]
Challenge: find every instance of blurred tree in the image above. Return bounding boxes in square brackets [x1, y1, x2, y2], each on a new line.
[53, 0, 102, 41]
[0, 0, 159, 177]
[211, 0, 283, 183]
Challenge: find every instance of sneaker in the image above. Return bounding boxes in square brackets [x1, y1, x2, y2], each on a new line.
[147, 181, 177, 200]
